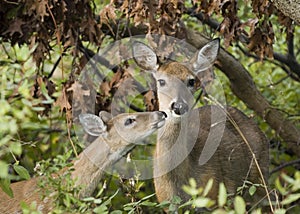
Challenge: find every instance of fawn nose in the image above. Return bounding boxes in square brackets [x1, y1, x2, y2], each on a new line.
[171, 100, 189, 115]
[158, 111, 168, 118]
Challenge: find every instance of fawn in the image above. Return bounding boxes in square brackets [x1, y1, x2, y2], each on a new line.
[0, 111, 166, 213]
[133, 39, 269, 209]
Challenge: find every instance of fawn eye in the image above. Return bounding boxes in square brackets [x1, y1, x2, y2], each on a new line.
[124, 118, 135, 126]
[158, 79, 166, 87]
[187, 78, 195, 87]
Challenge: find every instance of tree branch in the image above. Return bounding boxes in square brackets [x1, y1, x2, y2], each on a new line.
[271, 159, 300, 174]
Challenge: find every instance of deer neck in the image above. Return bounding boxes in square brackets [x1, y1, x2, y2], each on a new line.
[154, 116, 191, 177]
[71, 136, 132, 198]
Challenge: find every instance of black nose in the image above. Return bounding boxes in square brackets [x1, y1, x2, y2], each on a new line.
[171, 101, 189, 115]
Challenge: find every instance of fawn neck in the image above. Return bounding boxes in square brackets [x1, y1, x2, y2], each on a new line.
[72, 135, 132, 198]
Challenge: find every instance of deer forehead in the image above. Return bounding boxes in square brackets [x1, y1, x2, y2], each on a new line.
[158, 62, 194, 81]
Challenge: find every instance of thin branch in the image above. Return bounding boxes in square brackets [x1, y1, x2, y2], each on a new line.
[271, 159, 300, 174]
[265, 75, 290, 87]
[47, 55, 62, 79]
[186, 8, 219, 31]
[237, 44, 300, 82]
[287, 27, 294, 57]
[129, 104, 144, 112]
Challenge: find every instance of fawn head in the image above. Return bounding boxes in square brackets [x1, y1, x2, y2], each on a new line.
[132, 39, 220, 120]
[79, 111, 166, 145]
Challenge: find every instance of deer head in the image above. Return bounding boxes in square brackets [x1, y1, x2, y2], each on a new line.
[79, 110, 167, 149]
[132, 39, 220, 121]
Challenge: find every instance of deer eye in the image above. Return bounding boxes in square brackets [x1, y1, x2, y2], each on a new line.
[124, 118, 135, 126]
[158, 79, 166, 87]
[187, 78, 195, 87]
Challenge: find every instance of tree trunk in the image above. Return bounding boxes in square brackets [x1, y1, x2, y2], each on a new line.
[273, 0, 300, 24]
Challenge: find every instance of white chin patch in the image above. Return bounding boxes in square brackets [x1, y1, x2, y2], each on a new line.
[171, 111, 186, 118]
[157, 120, 165, 128]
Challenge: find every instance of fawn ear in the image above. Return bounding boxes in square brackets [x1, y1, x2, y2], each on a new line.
[79, 113, 107, 136]
[191, 38, 220, 74]
[99, 111, 112, 123]
[132, 41, 158, 71]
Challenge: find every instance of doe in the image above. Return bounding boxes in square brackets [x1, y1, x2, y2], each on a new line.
[133, 39, 269, 209]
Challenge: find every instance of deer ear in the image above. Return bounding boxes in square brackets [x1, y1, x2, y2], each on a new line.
[99, 111, 112, 123]
[132, 41, 157, 71]
[79, 113, 107, 136]
[191, 38, 220, 74]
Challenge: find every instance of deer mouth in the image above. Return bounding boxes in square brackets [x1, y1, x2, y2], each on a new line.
[155, 111, 167, 128]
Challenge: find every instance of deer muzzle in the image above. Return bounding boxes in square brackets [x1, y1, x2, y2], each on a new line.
[171, 100, 189, 116]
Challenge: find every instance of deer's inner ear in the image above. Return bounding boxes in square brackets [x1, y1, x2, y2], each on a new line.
[132, 42, 157, 70]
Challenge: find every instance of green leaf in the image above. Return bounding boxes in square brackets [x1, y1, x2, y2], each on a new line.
[168, 203, 178, 212]
[203, 178, 214, 197]
[212, 208, 228, 214]
[281, 173, 294, 185]
[140, 201, 157, 206]
[123, 206, 134, 211]
[275, 177, 287, 195]
[281, 193, 300, 205]
[182, 184, 199, 196]
[93, 198, 103, 204]
[82, 197, 95, 202]
[10, 141, 22, 155]
[274, 208, 286, 214]
[218, 183, 227, 207]
[171, 195, 182, 204]
[63, 194, 71, 208]
[13, 164, 30, 180]
[0, 179, 13, 198]
[93, 204, 108, 214]
[192, 197, 213, 208]
[234, 196, 246, 214]
[110, 211, 123, 214]
[156, 200, 170, 208]
[140, 193, 156, 201]
[249, 185, 257, 196]
[0, 161, 8, 178]
[250, 208, 262, 214]
[101, 189, 119, 207]
[189, 178, 197, 188]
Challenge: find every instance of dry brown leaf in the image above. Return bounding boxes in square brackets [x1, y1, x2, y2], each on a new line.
[67, 81, 91, 112]
[100, 81, 111, 97]
[3, 18, 25, 37]
[55, 87, 71, 112]
[144, 90, 158, 111]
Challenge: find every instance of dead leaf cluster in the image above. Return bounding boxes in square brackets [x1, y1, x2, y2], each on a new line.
[0, 0, 102, 66]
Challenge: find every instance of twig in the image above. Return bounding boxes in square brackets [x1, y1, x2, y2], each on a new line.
[47, 55, 62, 79]
[237, 44, 300, 82]
[265, 75, 290, 87]
[271, 159, 300, 174]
